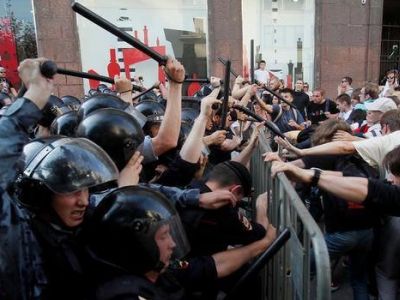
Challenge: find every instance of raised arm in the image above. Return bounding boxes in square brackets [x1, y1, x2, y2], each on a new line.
[180, 88, 221, 163]
[152, 58, 185, 156]
[232, 123, 262, 166]
[0, 58, 53, 190]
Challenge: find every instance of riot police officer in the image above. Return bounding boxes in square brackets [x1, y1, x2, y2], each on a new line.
[0, 58, 119, 300]
[85, 185, 190, 300]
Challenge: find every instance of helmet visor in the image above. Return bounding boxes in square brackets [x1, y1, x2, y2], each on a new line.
[26, 138, 118, 194]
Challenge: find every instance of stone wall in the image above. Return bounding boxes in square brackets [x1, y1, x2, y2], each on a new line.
[314, 0, 383, 98]
[33, 0, 84, 98]
[207, 0, 243, 79]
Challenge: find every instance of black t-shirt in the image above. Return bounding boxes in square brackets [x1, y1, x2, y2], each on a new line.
[182, 181, 266, 256]
[302, 155, 379, 233]
[293, 91, 310, 118]
[364, 179, 400, 216]
[306, 99, 339, 125]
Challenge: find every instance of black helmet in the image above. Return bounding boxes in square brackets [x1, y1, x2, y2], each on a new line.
[61, 95, 81, 111]
[50, 111, 79, 137]
[88, 185, 190, 275]
[134, 100, 165, 117]
[76, 108, 145, 170]
[181, 108, 199, 126]
[77, 93, 129, 121]
[139, 90, 159, 102]
[182, 96, 200, 111]
[39, 95, 71, 127]
[16, 136, 118, 207]
[88, 89, 99, 97]
[97, 84, 109, 93]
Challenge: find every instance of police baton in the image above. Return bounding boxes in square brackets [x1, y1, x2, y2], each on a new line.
[131, 81, 161, 101]
[219, 59, 231, 130]
[56, 68, 145, 92]
[218, 57, 239, 78]
[232, 104, 285, 138]
[71, 2, 168, 66]
[224, 228, 291, 300]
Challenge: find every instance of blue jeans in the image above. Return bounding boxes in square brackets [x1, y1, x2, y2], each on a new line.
[325, 229, 373, 300]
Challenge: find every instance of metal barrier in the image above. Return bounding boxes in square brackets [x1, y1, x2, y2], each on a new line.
[250, 134, 331, 300]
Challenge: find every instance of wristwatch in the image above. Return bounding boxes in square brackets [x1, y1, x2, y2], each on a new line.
[310, 167, 322, 187]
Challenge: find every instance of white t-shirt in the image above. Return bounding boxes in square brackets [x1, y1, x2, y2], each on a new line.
[352, 131, 400, 169]
[254, 69, 270, 84]
[338, 109, 353, 122]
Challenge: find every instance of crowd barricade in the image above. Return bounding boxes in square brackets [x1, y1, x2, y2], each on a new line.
[250, 135, 331, 300]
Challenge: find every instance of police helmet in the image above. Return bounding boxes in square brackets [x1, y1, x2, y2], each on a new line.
[16, 136, 118, 207]
[134, 100, 165, 117]
[39, 95, 71, 127]
[50, 111, 79, 137]
[61, 95, 81, 111]
[77, 93, 129, 121]
[181, 108, 199, 126]
[88, 185, 190, 275]
[76, 108, 144, 170]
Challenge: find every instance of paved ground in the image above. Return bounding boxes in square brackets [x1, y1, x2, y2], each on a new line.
[331, 257, 377, 300]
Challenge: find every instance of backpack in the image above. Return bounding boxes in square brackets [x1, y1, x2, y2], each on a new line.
[273, 106, 298, 123]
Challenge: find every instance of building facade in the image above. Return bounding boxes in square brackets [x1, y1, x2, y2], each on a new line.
[5, 0, 399, 98]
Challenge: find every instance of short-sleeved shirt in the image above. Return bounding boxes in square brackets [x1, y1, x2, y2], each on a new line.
[293, 91, 310, 118]
[307, 99, 339, 125]
[254, 69, 270, 84]
[271, 104, 305, 133]
[352, 131, 400, 171]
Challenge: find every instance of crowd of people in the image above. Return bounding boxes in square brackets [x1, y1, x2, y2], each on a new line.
[1, 56, 400, 300]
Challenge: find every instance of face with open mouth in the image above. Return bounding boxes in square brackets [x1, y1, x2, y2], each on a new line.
[52, 188, 89, 228]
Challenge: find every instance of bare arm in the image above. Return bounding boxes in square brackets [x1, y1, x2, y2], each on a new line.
[114, 75, 133, 105]
[212, 224, 276, 278]
[255, 95, 273, 114]
[10, 87, 17, 97]
[271, 162, 368, 203]
[275, 136, 356, 158]
[152, 58, 185, 156]
[232, 123, 262, 165]
[180, 89, 221, 163]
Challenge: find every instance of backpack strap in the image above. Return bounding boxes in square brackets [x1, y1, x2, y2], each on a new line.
[324, 99, 330, 112]
[291, 108, 298, 123]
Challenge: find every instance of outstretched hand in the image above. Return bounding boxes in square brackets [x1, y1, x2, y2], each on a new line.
[274, 136, 303, 157]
